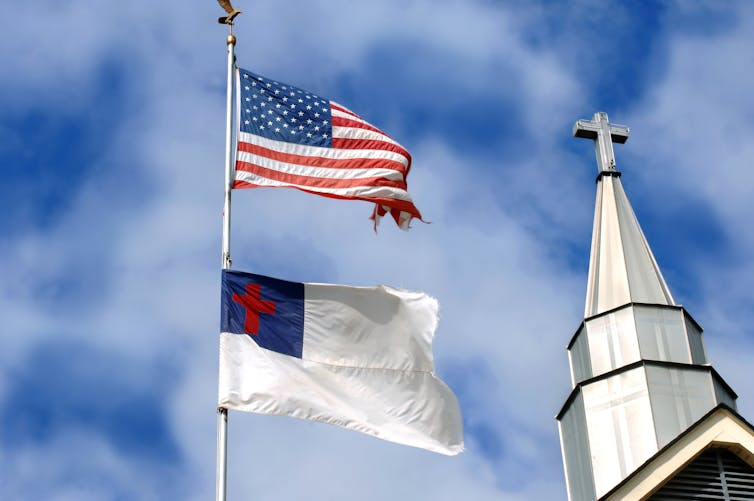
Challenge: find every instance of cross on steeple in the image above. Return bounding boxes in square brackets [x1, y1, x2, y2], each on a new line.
[573, 112, 630, 173]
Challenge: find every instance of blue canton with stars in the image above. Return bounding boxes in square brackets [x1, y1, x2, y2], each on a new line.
[239, 68, 333, 147]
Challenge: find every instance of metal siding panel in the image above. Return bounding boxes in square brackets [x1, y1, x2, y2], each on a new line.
[570, 325, 592, 384]
[713, 377, 738, 410]
[559, 392, 596, 501]
[583, 367, 657, 497]
[646, 366, 716, 448]
[586, 307, 640, 377]
[636, 305, 690, 364]
[685, 314, 708, 365]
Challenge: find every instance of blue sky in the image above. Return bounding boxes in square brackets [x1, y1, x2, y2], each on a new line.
[3, 1, 754, 499]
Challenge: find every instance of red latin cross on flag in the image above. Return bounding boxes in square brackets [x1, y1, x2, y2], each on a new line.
[222, 270, 305, 358]
[232, 283, 277, 335]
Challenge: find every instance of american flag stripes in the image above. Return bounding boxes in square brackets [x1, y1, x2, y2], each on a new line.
[234, 68, 423, 229]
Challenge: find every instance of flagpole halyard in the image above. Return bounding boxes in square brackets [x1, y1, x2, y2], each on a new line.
[217, 10, 239, 501]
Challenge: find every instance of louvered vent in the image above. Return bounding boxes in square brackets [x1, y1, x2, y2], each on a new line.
[649, 448, 754, 500]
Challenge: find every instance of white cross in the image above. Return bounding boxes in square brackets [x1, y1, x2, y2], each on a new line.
[573, 112, 630, 173]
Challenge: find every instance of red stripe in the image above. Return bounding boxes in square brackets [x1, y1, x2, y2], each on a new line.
[235, 160, 408, 190]
[237, 141, 407, 175]
[331, 115, 387, 136]
[332, 137, 411, 162]
[233, 179, 423, 218]
[330, 103, 362, 120]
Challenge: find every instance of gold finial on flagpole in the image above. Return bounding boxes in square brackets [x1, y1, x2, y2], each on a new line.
[217, 0, 241, 44]
[217, 0, 242, 24]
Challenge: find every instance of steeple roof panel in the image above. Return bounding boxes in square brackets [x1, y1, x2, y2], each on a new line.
[585, 174, 674, 317]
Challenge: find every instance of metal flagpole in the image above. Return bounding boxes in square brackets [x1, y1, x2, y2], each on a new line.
[216, 406, 229, 501]
[220, 32, 235, 272]
[217, 9, 239, 500]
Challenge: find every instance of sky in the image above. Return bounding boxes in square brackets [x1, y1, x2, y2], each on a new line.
[2, 1, 754, 499]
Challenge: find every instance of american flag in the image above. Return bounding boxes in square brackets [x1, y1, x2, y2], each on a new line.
[234, 68, 423, 230]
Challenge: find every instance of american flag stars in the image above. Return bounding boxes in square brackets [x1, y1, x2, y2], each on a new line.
[239, 71, 333, 147]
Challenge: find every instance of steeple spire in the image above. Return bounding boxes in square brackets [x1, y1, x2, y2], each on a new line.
[574, 112, 674, 317]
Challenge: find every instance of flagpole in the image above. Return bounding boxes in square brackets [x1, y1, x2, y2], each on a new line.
[221, 37, 235, 271]
[217, 24, 236, 501]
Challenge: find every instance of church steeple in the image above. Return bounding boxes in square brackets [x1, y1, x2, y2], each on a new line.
[576, 112, 674, 317]
[557, 113, 738, 500]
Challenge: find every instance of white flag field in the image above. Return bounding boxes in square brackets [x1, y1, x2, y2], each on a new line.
[218, 270, 464, 455]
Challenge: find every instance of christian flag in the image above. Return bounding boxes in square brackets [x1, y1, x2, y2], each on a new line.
[234, 68, 423, 230]
[218, 270, 464, 455]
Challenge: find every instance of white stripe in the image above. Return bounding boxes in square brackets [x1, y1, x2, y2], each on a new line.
[331, 108, 376, 129]
[236, 150, 404, 181]
[331, 125, 402, 147]
[330, 108, 405, 149]
[330, 101, 359, 118]
[234, 170, 415, 201]
[238, 131, 409, 169]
